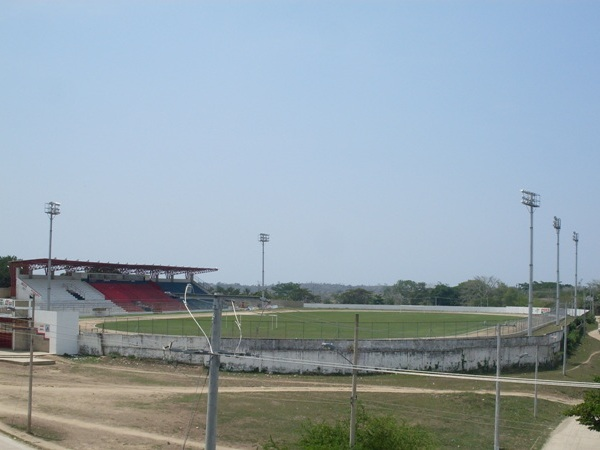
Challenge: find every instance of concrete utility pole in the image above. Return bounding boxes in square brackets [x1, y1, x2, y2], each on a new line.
[573, 232, 579, 316]
[321, 318, 360, 450]
[534, 345, 539, 418]
[350, 314, 359, 449]
[27, 294, 36, 434]
[562, 303, 568, 376]
[493, 324, 501, 450]
[205, 294, 222, 450]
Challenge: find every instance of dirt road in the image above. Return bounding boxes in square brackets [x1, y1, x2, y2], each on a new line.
[0, 354, 580, 450]
[0, 318, 596, 449]
[541, 325, 600, 450]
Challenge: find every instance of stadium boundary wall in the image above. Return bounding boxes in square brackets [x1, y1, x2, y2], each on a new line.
[303, 303, 586, 316]
[78, 331, 563, 374]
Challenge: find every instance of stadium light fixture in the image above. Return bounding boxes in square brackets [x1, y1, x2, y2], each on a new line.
[45, 201, 61, 311]
[259, 233, 270, 300]
[573, 232, 579, 315]
[521, 189, 540, 336]
[553, 217, 561, 325]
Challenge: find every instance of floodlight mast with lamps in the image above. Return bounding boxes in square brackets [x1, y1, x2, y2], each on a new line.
[553, 217, 561, 325]
[573, 232, 579, 315]
[259, 233, 270, 300]
[45, 201, 61, 311]
[521, 189, 540, 336]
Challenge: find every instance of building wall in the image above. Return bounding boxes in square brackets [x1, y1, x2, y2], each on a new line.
[35, 310, 79, 354]
[78, 331, 563, 374]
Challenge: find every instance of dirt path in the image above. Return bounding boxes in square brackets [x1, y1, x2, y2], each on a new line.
[0, 355, 580, 450]
[1, 317, 596, 449]
[542, 322, 600, 450]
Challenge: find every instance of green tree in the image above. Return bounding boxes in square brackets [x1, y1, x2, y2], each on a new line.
[431, 283, 460, 306]
[336, 288, 382, 305]
[458, 276, 501, 306]
[383, 280, 428, 305]
[0, 255, 17, 288]
[565, 376, 600, 432]
[214, 285, 241, 296]
[271, 282, 317, 302]
[499, 285, 525, 306]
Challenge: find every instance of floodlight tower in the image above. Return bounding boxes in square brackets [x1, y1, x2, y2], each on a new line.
[259, 233, 270, 300]
[521, 189, 540, 336]
[553, 217, 561, 325]
[573, 232, 579, 316]
[45, 201, 61, 311]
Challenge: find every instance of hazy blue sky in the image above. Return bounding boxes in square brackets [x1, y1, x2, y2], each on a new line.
[2, 1, 599, 289]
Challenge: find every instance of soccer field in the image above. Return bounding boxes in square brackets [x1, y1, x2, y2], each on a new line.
[98, 310, 522, 339]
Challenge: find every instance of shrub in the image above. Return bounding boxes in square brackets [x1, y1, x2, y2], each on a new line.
[264, 405, 437, 450]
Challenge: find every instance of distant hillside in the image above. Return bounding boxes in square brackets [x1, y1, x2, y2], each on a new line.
[209, 282, 387, 298]
[299, 283, 387, 296]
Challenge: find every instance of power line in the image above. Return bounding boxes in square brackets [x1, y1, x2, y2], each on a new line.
[228, 353, 600, 390]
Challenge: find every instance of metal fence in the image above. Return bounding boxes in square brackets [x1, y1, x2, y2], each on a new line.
[86, 311, 559, 340]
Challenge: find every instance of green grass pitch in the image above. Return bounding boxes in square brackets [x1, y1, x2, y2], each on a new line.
[98, 310, 521, 339]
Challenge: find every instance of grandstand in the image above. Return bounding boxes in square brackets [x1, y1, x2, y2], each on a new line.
[19, 276, 124, 315]
[9, 259, 218, 315]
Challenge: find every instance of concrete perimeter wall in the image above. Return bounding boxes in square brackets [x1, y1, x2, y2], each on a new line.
[79, 330, 563, 374]
[304, 304, 586, 316]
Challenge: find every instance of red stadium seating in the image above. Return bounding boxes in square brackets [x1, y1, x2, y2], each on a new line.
[89, 281, 186, 312]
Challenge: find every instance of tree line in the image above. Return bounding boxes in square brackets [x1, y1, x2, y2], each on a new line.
[215, 276, 599, 310]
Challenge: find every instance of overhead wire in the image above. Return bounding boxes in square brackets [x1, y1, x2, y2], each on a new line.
[223, 352, 600, 390]
[230, 300, 243, 354]
[181, 366, 210, 450]
[182, 283, 213, 354]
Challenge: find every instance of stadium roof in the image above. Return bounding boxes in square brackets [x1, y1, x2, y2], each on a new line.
[10, 259, 218, 295]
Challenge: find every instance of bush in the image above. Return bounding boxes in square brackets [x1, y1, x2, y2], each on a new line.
[264, 406, 437, 450]
[566, 315, 588, 356]
[565, 376, 600, 432]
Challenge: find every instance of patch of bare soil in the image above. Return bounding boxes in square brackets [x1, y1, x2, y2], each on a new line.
[0, 356, 240, 450]
[0, 350, 583, 450]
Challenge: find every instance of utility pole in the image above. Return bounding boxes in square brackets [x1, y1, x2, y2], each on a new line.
[573, 232, 579, 316]
[27, 293, 36, 434]
[562, 303, 568, 376]
[205, 294, 222, 450]
[493, 323, 501, 450]
[350, 314, 359, 449]
[534, 345, 539, 418]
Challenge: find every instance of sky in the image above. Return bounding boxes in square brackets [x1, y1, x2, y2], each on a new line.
[2, 1, 599, 289]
